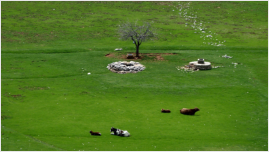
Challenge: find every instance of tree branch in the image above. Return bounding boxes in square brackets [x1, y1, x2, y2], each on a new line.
[118, 21, 156, 56]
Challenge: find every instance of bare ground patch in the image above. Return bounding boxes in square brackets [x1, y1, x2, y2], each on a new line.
[105, 52, 177, 61]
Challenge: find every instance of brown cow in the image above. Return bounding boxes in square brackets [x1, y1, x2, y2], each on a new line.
[180, 107, 199, 115]
[89, 130, 101, 136]
[161, 109, 171, 113]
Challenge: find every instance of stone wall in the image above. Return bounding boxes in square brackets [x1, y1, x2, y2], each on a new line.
[107, 61, 145, 74]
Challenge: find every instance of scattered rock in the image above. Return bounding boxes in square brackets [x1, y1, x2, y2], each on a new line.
[212, 66, 224, 68]
[114, 48, 122, 51]
[222, 54, 233, 58]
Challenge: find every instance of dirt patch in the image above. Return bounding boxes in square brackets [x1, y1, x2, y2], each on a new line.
[105, 53, 114, 57]
[155, 1, 174, 5]
[11, 94, 22, 98]
[3, 93, 25, 101]
[105, 53, 177, 61]
[80, 91, 90, 95]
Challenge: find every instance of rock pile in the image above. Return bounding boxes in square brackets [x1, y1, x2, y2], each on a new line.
[176, 65, 199, 72]
[222, 54, 233, 59]
[107, 61, 145, 74]
[114, 48, 122, 51]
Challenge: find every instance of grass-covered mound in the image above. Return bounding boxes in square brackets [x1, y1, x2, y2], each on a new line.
[1, 1, 268, 151]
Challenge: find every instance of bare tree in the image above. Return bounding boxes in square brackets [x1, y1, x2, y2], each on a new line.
[118, 21, 156, 57]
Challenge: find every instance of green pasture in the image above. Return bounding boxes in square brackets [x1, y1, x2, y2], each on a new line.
[1, 1, 268, 51]
[1, 1, 268, 151]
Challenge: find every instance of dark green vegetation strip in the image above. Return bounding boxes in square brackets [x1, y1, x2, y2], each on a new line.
[1, 1, 268, 151]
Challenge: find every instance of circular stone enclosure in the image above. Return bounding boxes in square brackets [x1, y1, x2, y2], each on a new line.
[107, 61, 145, 74]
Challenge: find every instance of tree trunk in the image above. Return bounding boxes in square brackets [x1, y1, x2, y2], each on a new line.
[135, 44, 140, 57]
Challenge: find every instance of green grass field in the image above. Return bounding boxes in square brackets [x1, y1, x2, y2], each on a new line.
[1, 1, 268, 151]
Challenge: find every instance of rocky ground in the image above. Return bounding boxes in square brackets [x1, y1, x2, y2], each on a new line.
[107, 61, 146, 74]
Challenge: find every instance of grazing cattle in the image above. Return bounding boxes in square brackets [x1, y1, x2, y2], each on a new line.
[89, 130, 101, 136]
[110, 127, 130, 137]
[161, 109, 171, 113]
[180, 107, 200, 115]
